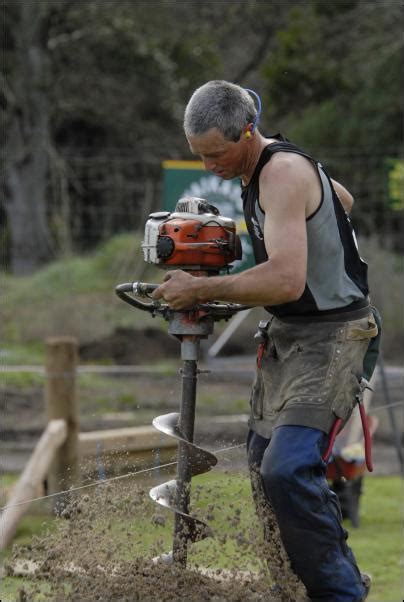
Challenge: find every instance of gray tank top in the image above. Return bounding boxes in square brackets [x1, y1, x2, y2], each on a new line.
[241, 138, 369, 318]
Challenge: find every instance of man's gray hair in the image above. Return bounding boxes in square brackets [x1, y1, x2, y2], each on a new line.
[184, 80, 257, 142]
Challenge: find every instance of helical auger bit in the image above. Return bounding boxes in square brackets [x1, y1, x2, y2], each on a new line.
[115, 280, 249, 567]
[150, 412, 218, 565]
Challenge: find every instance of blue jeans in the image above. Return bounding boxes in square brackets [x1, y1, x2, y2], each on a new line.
[247, 426, 366, 602]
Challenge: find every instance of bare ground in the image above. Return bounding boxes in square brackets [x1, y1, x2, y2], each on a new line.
[4, 477, 306, 602]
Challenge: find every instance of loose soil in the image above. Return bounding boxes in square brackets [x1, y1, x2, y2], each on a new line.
[5, 480, 305, 602]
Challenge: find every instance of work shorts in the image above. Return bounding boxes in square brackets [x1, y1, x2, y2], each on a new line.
[248, 311, 379, 438]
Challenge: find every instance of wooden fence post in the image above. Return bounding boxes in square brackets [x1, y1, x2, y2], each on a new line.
[0, 419, 67, 550]
[45, 336, 79, 511]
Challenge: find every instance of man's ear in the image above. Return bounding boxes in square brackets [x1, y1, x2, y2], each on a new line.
[244, 123, 254, 139]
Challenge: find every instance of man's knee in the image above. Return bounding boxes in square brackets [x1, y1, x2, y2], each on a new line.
[259, 426, 323, 496]
[259, 451, 293, 493]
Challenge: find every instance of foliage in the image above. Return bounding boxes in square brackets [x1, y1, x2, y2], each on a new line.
[1, 0, 402, 271]
[388, 159, 404, 211]
[262, 1, 402, 148]
[260, 0, 403, 242]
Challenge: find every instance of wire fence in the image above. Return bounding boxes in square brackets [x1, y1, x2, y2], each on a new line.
[47, 148, 404, 254]
[0, 442, 247, 512]
[1, 145, 403, 272]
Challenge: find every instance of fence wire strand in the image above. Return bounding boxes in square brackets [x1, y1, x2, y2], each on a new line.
[0, 443, 246, 512]
[1, 400, 403, 511]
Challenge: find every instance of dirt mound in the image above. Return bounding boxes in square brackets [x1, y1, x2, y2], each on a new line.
[8, 479, 305, 601]
[79, 327, 181, 364]
[14, 559, 271, 602]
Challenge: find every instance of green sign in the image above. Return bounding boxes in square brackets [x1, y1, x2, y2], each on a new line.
[162, 160, 254, 272]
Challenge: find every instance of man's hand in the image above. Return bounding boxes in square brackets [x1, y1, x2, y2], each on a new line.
[151, 270, 201, 309]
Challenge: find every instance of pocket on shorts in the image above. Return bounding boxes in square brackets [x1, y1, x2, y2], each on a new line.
[345, 313, 378, 341]
[250, 369, 264, 420]
[332, 370, 361, 421]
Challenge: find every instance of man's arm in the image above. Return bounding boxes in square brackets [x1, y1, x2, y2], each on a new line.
[331, 179, 354, 214]
[152, 156, 312, 309]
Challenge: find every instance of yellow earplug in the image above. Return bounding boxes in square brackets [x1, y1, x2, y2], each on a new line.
[245, 130, 252, 139]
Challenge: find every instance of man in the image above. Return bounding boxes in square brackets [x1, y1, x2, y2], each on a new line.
[153, 80, 377, 601]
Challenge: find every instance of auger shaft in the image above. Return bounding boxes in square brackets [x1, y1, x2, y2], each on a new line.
[173, 354, 198, 566]
[115, 281, 249, 568]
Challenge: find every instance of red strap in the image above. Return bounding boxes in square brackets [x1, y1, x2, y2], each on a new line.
[257, 342, 266, 368]
[323, 407, 373, 472]
[322, 418, 343, 463]
[358, 402, 373, 472]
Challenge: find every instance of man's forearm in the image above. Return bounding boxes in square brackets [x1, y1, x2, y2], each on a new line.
[191, 259, 304, 306]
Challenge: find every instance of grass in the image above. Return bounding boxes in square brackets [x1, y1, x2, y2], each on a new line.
[0, 233, 163, 345]
[0, 366, 247, 420]
[347, 476, 403, 601]
[0, 233, 403, 361]
[0, 371, 44, 388]
[0, 474, 402, 601]
[0, 341, 45, 366]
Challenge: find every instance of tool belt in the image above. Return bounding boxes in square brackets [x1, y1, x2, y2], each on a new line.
[276, 297, 371, 323]
[252, 308, 380, 471]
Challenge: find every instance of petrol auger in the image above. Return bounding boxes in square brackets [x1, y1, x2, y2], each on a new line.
[115, 197, 248, 567]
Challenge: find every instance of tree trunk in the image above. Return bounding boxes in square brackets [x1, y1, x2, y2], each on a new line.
[3, 1, 54, 274]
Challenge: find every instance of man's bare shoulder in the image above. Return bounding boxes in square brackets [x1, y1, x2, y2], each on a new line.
[264, 150, 313, 176]
[258, 148, 321, 216]
[259, 151, 316, 191]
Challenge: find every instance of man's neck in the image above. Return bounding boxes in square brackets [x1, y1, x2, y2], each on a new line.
[241, 133, 276, 186]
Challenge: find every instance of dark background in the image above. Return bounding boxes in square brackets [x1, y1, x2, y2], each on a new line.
[1, 0, 403, 274]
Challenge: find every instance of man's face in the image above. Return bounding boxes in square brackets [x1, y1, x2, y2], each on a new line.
[187, 128, 245, 180]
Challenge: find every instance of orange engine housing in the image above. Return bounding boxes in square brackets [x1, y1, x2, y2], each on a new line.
[157, 217, 240, 269]
[142, 206, 242, 272]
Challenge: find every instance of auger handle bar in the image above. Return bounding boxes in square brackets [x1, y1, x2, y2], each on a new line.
[115, 281, 250, 319]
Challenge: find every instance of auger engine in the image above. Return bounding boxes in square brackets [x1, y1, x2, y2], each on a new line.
[141, 197, 242, 272]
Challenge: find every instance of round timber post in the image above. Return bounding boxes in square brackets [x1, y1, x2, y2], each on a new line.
[45, 336, 79, 511]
